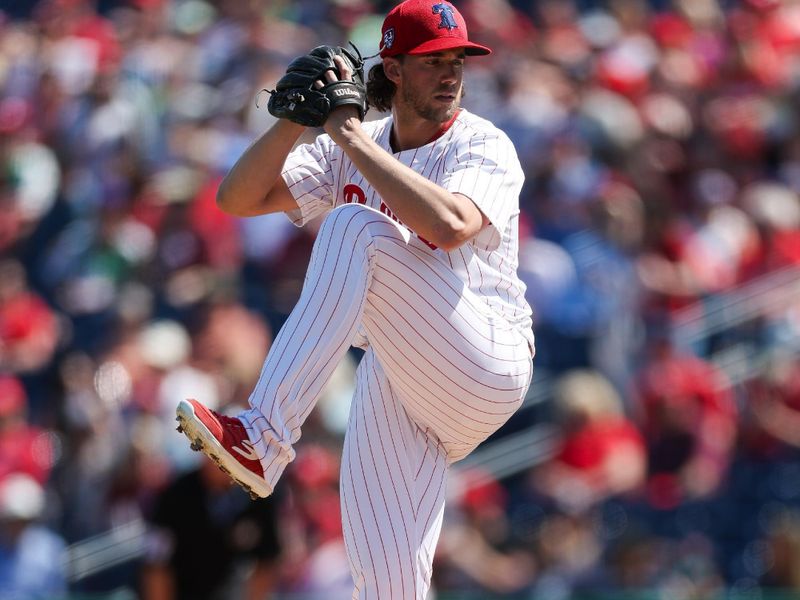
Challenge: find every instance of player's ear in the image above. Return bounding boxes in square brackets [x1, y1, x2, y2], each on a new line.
[383, 57, 402, 85]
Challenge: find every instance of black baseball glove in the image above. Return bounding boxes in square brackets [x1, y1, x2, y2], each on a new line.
[266, 44, 368, 127]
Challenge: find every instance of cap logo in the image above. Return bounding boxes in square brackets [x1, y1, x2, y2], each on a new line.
[432, 3, 458, 30]
[383, 27, 395, 49]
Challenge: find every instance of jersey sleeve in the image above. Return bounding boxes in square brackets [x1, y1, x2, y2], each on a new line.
[441, 130, 524, 251]
[281, 134, 337, 227]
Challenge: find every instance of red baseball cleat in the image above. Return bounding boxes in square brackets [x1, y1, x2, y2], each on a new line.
[176, 399, 272, 499]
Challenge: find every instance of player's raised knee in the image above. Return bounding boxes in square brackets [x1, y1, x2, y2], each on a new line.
[324, 203, 409, 243]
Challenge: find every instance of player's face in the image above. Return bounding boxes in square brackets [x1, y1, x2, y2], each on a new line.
[396, 50, 465, 123]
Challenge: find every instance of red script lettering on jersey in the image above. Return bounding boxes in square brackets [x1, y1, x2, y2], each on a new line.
[343, 183, 367, 205]
[343, 183, 439, 250]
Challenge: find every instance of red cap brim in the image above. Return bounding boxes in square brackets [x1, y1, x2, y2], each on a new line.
[405, 39, 492, 56]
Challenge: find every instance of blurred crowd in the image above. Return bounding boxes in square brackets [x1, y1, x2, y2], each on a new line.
[1, 0, 800, 598]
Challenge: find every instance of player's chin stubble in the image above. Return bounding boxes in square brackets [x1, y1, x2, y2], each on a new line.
[403, 83, 464, 123]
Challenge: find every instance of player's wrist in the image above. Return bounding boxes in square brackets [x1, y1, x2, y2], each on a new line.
[273, 118, 307, 134]
[324, 109, 363, 138]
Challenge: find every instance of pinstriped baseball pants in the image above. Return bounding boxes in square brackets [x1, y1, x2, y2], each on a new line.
[240, 203, 533, 599]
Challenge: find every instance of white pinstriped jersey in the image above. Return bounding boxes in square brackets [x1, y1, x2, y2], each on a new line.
[281, 108, 534, 343]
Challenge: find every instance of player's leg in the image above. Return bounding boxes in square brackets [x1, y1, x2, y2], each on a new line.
[360, 235, 533, 462]
[175, 204, 406, 497]
[325, 210, 532, 598]
[341, 349, 447, 600]
[237, 204, 415, 490]
[176, 202, 531, 499]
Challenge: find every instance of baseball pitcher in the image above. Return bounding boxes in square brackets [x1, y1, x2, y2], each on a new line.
[176, 1, 535, 597]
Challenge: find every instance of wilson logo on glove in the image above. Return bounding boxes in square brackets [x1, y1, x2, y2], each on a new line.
[333, 88, 361, 98]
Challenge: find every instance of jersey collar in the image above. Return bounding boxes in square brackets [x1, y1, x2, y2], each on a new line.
[387, 108, 463, 153]
[426, 108, 462, 144]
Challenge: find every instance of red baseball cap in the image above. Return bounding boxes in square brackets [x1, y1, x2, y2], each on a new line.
[379, 0, 492, 58]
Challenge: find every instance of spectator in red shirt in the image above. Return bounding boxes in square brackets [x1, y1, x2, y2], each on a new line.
[633, 337, 738, 509]
[0, 260, 59, 374]
[532, 369, 646, 514]
[0, 375, 53, 486]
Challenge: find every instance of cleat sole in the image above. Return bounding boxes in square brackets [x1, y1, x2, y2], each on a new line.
[175, 399, 272, 499]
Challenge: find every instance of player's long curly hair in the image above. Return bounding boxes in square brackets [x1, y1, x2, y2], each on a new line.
[366, 63, 396, 113]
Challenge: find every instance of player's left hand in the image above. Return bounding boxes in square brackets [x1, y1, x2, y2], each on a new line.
[266, 45, 368, 128]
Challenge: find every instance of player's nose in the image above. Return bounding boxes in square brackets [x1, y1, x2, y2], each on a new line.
[440, 65, 459, 84]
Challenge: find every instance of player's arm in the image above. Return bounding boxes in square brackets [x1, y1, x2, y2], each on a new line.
[321, 59, 487, 251]
[221, 45, 366, 220]
[216, 119, 304, 217]
[327, 115, 487, 250]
